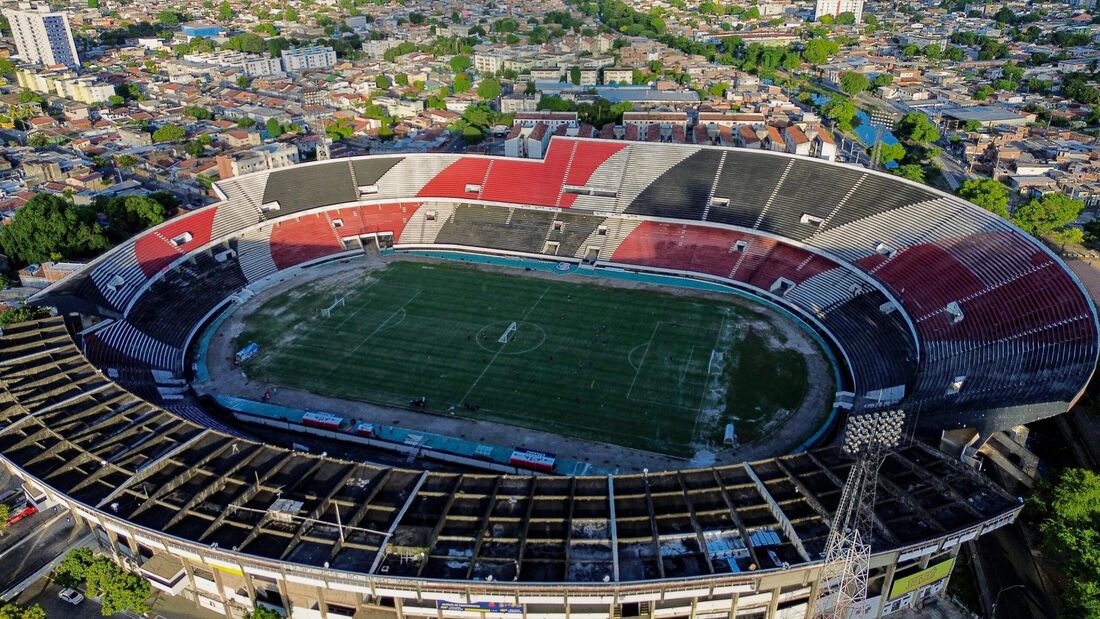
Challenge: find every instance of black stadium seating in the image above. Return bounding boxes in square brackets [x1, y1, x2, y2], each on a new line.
[262, 161, 359, 215]
[625, 149, 723, 221]
[708, 150, 788, 228]
[351, 157, 403, 187]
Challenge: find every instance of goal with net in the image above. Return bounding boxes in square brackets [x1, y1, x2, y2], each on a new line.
[498, 321, 518, 343]
[321, 297, 346, 318]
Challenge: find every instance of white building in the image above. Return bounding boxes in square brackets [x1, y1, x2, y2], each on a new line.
[183, 50, 283, 77]
[215, 143, 300, 178]
[814, 0, 863, 22]
[15, 68, 113, 104]
[3, 4, 80, 67]
[280, 46, 337, 72]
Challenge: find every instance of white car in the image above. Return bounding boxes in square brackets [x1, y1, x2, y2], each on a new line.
[58, 588, 84, 605]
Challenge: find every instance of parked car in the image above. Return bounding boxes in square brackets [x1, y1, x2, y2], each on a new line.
[58, 588, 84, 605]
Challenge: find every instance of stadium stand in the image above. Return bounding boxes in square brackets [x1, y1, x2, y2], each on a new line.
[624, 149, 723, 221]
[269, 213, 346, 269]
[236, 226, 278, 283]
[127, 249, 248, 349]
[261, 161, 358, 215]
[434, 205, 556, 253]
[350, 157, 403, 189]
[210, 171, 266, 239]
[29, 137, 1097, 434]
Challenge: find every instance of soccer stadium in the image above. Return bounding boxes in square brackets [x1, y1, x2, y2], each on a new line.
[0, 137, 1096, 619]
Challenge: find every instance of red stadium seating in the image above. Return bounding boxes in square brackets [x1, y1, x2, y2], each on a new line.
[270, 213, 345, 269]
[134, 234, 182, 277]
[919, 264, 1092, 343]
[417, 158, 491, 200]
[326, 202, 421, 241]
[865, 244, 986, 318]
[134, 208, 218, 277]
[419, 141, 627, 208]
[614, 223, 842, 293]
[482, 146, 571, 206]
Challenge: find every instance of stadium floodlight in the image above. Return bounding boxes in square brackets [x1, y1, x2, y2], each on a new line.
[841, 410, 905, 456]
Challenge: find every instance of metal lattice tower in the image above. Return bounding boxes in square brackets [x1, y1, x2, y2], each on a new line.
[812, 410, 905, 619]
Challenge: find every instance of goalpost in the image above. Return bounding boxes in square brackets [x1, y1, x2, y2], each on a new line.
[498, 321, 518, 343]
[321, 296, 346, 318]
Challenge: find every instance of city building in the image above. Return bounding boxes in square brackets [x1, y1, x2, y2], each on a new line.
[814, 0, 864, 22]
[3, 3, 79, 67]
[215, 143, 300, 178]
[15, 68, 114, 104]
[280, 46, 338, 72]
[603, 67, 634, 84]
[182, 51, 284, 77]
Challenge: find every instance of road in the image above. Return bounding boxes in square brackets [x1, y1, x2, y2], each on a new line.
[0, 464, 95, 599]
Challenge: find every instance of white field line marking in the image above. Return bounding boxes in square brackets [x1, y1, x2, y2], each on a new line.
[695, 310, 730, 446]
[346, 290, 423, 355]
[460, 286, 550, 404]
[625, 322, 661, 401]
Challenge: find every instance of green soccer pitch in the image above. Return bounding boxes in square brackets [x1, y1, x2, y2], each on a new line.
[235, 261, 815, 457]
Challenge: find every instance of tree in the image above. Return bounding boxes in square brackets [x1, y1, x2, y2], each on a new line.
[156, 10, 181, 26]
[962, 119, 983, 132]
[449, 55, 471, 74]
[453, 72, 472, 92]
[236, 116, 256, 128]
[821, 96, 858, 131]
[802, 38, 839, 65]
[55, 548, 94, 588]
[570, 65, 581, 85]
[1030, 468, 1100, 618]
[244, 609, 284, 619]
[218, 0, 233, 22]
[152, 124, 185, 143]
[374, 74, 391, 90]
[325, 118, 355, 141]
[872, 74, 893, 88]
[1053, 227, 1085, 249]
[184, 106, 212, 120]
[879, 142, 906, 164]
[477, 77, 502, 101]
[265, 118, 286, 136]
[897, 112, 939, 144]
[839, 71, 869, 95]
[891, 164, 925, 184]
[958, 178, 1009, 218]
[0, 504, 8, 535]
[0, 602, 47, 619]
[98, 195, 168, 241]
[834, 11, 856, 25]
[27, 132, 50, 150]
[0, 306, 51, 326]
[0, 194, 109, 265]
[114, 154, 138, 169]
[85, 555, 151, 615]
[1011, 194, 1085, 237]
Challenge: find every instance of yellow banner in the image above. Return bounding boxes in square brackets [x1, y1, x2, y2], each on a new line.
[888, 558, 955, 599]
[211, 563, 244, 577]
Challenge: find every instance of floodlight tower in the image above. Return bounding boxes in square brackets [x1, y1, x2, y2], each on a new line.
[812, 410, 905, 619]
